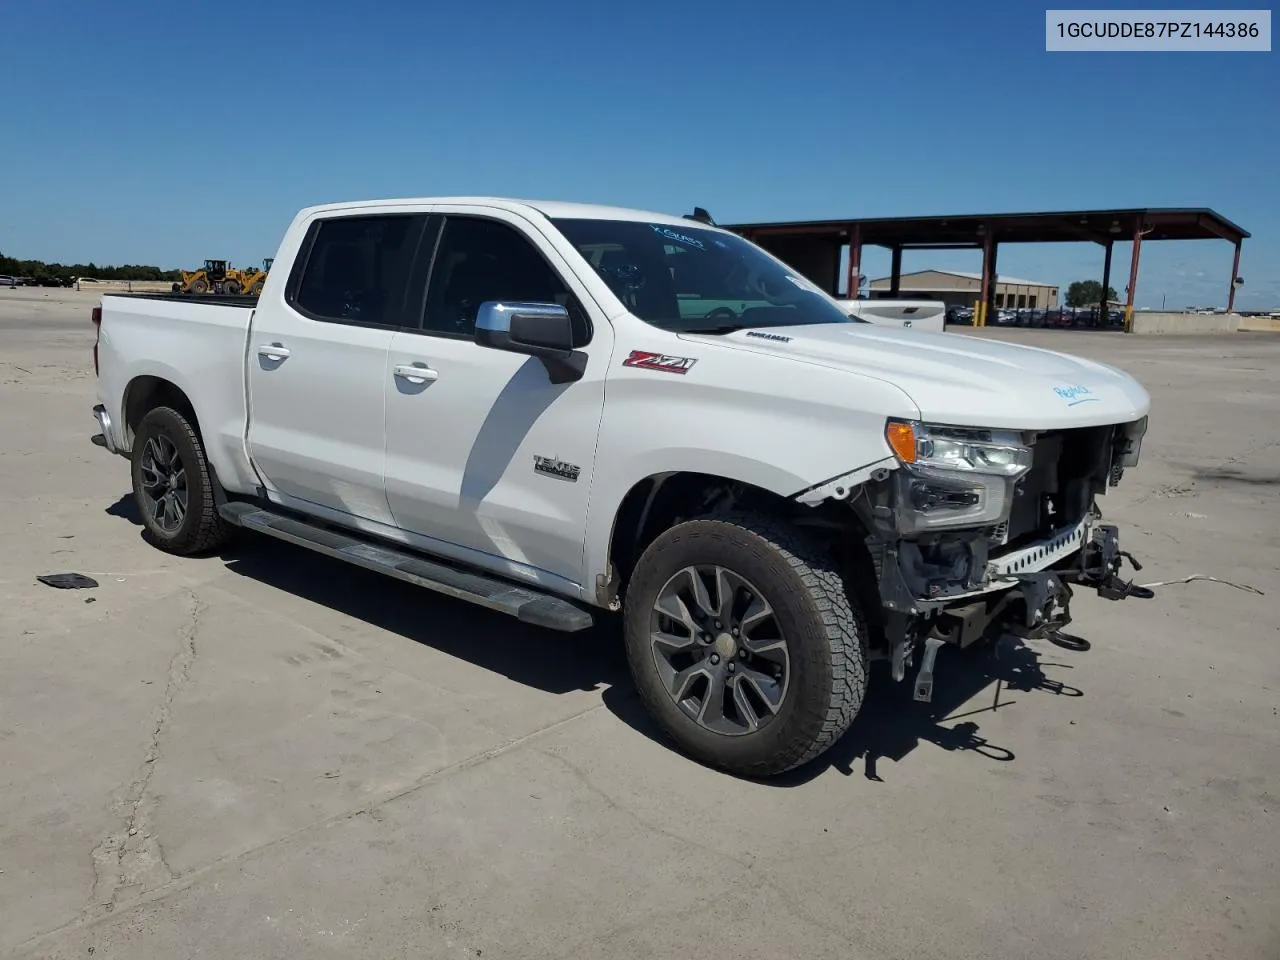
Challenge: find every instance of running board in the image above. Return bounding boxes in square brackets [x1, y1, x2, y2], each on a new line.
[218, 502, 594, 633]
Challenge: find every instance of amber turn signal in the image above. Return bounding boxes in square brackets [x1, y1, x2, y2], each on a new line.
[885, 420, 917, 463]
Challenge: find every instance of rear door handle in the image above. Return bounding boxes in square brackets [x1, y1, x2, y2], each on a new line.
[257, 343, 290, 361]
[393, 363, 438, 384]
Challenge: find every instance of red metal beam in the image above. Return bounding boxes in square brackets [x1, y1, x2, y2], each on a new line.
[1124, 223, 1144, 332]
[1191, 213, 1243, 244]
[1101, 240, 1113, 321]
[742, 225, 849, 239]
[897, 243, 982, 250]
[1052, 218, 1115, 245]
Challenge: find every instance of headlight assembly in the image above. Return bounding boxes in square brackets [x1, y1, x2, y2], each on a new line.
[1116, 415, 1148, 468]
[884, 420, 1033, 534]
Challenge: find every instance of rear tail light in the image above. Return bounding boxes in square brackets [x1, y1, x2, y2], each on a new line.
[91, 306, 102, 375]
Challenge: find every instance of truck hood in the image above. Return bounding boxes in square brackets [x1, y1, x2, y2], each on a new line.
[681, 323, 1151, 431]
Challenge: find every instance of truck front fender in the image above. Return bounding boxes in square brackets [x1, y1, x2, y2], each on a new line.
[581, 348, 918, 602]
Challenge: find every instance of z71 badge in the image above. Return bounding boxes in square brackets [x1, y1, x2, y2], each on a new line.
[622, 350, 697, 374]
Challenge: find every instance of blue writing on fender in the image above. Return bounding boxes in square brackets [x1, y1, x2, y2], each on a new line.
[1054, 384, 1100, 406]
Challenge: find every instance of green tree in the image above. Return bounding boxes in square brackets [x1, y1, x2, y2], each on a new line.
[0, 250, 180, 283]
[1065, 280, 1119, 308]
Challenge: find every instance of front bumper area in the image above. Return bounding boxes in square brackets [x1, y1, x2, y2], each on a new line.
[876, 506, 1150, 615]
[1004, 521, 1154, 634]
[885, 521, 1153, 703]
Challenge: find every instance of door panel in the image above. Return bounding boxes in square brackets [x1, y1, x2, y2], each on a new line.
[247, 212, 425, 525]
[383, 210, 611, 587]
[248, 317, 394, 522]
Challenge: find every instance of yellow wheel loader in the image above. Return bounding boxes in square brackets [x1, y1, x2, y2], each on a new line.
[171, 259, 230, 295]
[230, 257, 274, 297]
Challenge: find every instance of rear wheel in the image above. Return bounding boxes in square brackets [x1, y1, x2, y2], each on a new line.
[223, 280, 242, 296]
[623, 512, 867, 777]
[131, 406, 234, 555]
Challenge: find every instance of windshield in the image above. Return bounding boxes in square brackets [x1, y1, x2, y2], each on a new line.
[550, 218, 856, 333]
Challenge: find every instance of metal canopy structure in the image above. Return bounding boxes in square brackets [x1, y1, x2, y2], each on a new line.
[725, 207, 1251, 327]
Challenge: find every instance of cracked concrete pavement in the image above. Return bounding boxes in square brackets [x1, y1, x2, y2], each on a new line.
[1, 288, 1278, 959]
[86, 590, 201, 918]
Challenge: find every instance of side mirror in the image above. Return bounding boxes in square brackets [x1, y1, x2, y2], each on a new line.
[476, 301, 572, 357]
[474, 301, 586, 384]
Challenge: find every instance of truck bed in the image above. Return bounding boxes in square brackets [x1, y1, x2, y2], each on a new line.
[97, 291, 261, 494]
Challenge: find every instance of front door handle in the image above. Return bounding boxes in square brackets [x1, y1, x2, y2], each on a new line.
[393, 363, 438, 384]
[257, 343, 290, 361]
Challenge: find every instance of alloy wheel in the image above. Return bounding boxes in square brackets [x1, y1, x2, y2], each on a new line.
[138, 434, 188, 533]
[649, 565, 790, 736]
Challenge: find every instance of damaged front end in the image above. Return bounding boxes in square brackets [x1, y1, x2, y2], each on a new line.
[846, 416, 1152, 701]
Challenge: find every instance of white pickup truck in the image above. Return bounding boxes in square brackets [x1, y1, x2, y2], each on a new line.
[90, 197, 1153, 777]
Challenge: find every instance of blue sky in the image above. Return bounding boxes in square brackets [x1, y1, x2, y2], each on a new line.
[1, 0, 1275, 308]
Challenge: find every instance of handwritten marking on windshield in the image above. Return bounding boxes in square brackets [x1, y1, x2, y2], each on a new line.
[649, 224, 705, 249]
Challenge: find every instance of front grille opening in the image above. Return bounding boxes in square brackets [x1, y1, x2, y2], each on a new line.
[1005, 426, 1112, 549]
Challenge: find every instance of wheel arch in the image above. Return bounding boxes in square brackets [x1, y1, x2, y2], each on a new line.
[597, 470, 887, 652]
[123, 375, 231, 509]
[123, 375, 204, 449]
[597, 471, 868, 601]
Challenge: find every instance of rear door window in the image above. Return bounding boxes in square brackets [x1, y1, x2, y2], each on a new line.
[289, 214, 424, 328]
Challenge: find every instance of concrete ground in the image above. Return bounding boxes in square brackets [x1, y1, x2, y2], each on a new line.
[2, 287, 1277, 959]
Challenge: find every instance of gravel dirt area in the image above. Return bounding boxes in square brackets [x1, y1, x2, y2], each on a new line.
[2, 287, 1278, 960]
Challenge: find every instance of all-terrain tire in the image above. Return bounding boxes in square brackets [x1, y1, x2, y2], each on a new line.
[623, 511, 868, 777]
[131, 405, 234, 556]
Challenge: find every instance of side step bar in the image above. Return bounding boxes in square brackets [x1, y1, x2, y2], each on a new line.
[218, 502, 594, 633]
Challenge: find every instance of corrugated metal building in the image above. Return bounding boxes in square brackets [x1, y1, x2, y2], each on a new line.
[868, 270, 1058, 309]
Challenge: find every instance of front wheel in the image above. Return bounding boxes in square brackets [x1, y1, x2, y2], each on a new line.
[623, 512, 867, 777]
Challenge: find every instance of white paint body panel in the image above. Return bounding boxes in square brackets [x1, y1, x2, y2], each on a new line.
[246, 303, 395, 526]
[93, 296, 259, 494]
[694, 323, 1150, 431]
[382, 202, 612, 590]
[94, 195, 1152, 609]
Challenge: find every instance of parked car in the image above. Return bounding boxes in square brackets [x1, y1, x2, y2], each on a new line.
[89, 196, 1154, 777]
